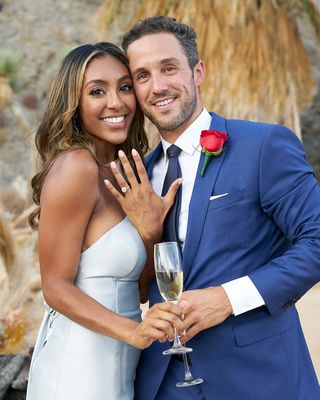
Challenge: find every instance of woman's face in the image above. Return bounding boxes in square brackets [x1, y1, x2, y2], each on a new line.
[78, 54, 136, 160]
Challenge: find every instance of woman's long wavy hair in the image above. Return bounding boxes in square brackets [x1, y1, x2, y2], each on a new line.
[29, 42, 148, 230]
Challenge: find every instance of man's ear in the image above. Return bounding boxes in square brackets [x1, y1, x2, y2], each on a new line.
[193, 59, 205, 86]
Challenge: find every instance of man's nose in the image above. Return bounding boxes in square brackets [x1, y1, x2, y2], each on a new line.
[151, 74, 169, 94]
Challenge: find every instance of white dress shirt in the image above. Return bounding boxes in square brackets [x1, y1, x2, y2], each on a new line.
[150, 108, 265, 316]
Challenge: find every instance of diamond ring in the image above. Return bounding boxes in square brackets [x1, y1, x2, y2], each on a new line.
[121, 185, 131, 193]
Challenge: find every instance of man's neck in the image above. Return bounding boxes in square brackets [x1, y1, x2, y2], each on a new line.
[159, 106, 203, 144]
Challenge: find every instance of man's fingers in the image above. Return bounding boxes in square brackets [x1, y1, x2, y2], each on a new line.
[180, 325, 199, 344]
[178, 316, 204, 343]
[177, 299, 191, 314]
[180, 311, 199, 332]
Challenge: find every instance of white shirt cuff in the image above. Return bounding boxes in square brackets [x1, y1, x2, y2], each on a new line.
[222, 276, 265, 316]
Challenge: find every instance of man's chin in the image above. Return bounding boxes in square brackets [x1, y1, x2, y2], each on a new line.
[148, 114, 183, 132]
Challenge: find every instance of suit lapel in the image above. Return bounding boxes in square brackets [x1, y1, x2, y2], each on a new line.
[183, 112, 229, 278]
[145, 142, 163, 178]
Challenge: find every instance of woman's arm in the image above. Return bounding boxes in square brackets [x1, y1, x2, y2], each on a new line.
[38, 149, 182, 349]
[104, 149, 182, 302]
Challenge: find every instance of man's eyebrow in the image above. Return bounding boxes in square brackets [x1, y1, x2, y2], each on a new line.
[131, 58, 181, 77]
[131, 68, 146, 78]
[160, 57, 180, 65]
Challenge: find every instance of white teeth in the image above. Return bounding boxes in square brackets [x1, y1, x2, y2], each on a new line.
[156, 98, 174, 107]
[103, 116, 125, 123]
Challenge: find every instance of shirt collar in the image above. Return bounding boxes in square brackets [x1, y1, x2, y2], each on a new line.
[161, 108, 212, 158]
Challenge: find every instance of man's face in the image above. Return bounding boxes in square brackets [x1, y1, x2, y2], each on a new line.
[127, 33, 204, 141]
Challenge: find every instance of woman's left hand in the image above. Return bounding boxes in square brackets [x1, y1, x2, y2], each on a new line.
[128, 301, 185, 349]
[104, 149, 182, 242]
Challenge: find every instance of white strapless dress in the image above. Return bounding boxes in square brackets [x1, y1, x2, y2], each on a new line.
[27, 217, 146, 400]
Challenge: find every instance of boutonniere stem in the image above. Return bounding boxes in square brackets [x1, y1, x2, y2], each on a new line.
[200, 130, 228, 177]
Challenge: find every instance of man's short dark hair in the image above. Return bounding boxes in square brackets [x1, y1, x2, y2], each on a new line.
[122, 16, 199, 69]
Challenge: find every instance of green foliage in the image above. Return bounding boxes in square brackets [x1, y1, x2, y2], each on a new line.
[0, 49, 20, 80]
[290, 0, 320, 39]
[301, 0, 320, 38]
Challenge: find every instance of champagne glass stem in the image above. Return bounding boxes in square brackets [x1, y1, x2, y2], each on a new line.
[173, 327, 182, 349]
[163, 326, 191, 354]
[162, 300, 192, 355]
[182, 353, 193, 380]
[172, 299, 183, 349]
[176, 353, 204, 387]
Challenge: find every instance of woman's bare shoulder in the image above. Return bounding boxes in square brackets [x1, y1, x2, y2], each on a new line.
[47, 148, 98, 182]
[53, 149, 98, 176]
[42, 149, 99, 200]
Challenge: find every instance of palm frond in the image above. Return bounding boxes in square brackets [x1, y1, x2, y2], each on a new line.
[95, 0, 316, 137]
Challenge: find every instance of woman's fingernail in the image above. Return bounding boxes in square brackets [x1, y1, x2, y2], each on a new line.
[104, 179, 110, 186]
[110, 161, 117, 169]
[132, 149, 138, 156]
[118, 150, 125, 158]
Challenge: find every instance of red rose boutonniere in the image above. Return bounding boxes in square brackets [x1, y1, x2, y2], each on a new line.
[199, 130, 228, 176]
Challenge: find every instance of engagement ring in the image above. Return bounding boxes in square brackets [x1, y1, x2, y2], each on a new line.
[121, 185, 131, 193]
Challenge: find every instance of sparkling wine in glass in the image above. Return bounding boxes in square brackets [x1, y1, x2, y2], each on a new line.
[154, 242, 192, 355]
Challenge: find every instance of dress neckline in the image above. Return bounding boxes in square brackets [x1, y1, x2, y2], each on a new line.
[81, 217, 128, 255]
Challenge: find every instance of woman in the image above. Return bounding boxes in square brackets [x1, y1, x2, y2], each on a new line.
[26, 42, 183, 400]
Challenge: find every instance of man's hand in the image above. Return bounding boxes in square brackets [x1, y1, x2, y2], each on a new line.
[178, 286, 233, 343]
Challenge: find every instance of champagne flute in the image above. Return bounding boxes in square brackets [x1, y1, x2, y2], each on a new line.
[154, 242, 192, 355]
[154, 242, 204, 387]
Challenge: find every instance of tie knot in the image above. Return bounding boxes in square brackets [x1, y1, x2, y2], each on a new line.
[166, 144, 181, 159]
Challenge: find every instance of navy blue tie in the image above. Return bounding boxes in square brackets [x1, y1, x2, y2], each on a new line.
[162, 144, 182, 243]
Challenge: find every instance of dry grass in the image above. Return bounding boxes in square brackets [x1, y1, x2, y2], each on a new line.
[95, 0, 316, 137]
[0, 181, 30, 223]
[0, 77, 13, 107]
[0, 213, 15, 276]
[94, 0, 136, 44]
[0, 180, 41, 355]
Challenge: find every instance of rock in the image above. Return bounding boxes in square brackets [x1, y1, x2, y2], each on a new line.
[11, 353, 30, 391]
[0, 355, 24, 400]
[2, 390, 25, 400]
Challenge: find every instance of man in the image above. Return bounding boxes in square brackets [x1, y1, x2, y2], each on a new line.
[122, 16, 320, 399]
